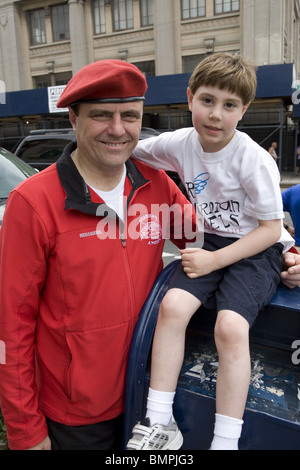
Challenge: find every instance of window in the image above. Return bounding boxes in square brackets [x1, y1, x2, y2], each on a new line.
[133, 60, 155, 76]
[140, 0, 153, 26]
[113, 0, 133, 31]
[182, 54, 206, 73]
[28, 9, 46, 45]
[182, 0, 206, 20]
[214, 0, 239, 14]
[55, 72, 72, 86]
[34, 75, 52, 88]
[94, 0, 106, 34]
[51, 4, 70, 41]
[34, 72, 72, 88]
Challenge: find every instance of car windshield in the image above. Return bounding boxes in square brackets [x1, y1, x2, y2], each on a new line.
[18, 138, 74, 163]
[0, 147, 36, 199]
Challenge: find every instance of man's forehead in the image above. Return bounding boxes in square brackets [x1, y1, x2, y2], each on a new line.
[83, 101, 144, 114]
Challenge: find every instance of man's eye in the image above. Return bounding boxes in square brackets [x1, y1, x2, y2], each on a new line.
[93, 113, 111, 120]
[123, 113, 140, 121]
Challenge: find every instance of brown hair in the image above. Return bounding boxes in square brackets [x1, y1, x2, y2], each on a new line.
[188, 53, 257, 105]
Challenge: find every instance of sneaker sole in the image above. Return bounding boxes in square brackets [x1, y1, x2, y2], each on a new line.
[162, 430, 183, 450]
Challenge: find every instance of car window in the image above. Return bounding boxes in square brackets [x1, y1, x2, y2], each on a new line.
[0, 155, 28, 198]
[18, 138, 73, 163]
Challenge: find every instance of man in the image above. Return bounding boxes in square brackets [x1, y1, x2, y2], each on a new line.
[0, 60, 299, 451]
[0, 60, 195, 450]
[268, 142, 278, 162]
[282, 184, 300, 251]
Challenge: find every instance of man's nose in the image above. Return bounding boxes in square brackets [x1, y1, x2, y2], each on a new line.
[107, 115, 125, 135]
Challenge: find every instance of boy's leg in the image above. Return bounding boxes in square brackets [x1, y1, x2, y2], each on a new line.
[150, 288, 201, 393]
[126, 288, 200, 450]
[211, 309, 250, 450]
[145, 288, 201, 426]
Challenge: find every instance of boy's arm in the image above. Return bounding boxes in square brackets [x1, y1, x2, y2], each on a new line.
[133, 134, 177, 172]
[181, 219, 282, 278]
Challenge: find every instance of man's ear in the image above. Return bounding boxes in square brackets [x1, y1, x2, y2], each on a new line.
[68, 106, 77, 131]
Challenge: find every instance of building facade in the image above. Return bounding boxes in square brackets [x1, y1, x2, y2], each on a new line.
[0, 0, 299, 169]
[0, 0, 299, 91]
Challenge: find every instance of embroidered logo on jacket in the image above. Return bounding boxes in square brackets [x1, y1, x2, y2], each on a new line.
[139, 214, 162, 245]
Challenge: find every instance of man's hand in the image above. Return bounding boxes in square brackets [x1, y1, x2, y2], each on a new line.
[28, 435, 51, 450]
[281, 251, 300, 289]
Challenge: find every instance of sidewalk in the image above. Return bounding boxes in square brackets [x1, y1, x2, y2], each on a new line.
[281, 171, 300, 189]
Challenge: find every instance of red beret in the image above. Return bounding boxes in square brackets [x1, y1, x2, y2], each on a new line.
[57, 60, 148, 108]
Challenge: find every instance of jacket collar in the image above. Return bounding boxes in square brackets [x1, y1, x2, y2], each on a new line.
[56, 141, 149, 216]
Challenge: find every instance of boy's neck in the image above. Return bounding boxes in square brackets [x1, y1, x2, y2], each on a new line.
[200, 130, 236, 153]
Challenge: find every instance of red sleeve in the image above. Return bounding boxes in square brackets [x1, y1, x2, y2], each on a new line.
[288, 246, 299, 254]
[0, 190, 49, 449]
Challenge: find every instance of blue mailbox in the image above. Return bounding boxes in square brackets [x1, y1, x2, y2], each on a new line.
[124, 261, 300, 450]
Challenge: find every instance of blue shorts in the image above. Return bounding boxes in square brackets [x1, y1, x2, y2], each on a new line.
[169, 234, 283, 327]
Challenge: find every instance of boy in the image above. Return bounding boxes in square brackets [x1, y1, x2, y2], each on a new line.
[127, 53, 294, 450]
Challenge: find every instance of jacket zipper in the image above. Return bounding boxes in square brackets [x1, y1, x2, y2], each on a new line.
[119, 183, 141, 248]
[120, 232, 127, 248]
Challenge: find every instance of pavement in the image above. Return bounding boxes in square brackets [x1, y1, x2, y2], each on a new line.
[162, 171, 300, 267]
[280, 171, 300, 189]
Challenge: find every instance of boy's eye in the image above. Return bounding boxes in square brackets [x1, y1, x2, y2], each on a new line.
[225, 102, 237, 109]
[202, 98, 213, 105]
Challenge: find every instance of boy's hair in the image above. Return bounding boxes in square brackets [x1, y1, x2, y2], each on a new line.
[188, 53, 257, 105]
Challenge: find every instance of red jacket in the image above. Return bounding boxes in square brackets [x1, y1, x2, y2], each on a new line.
[0, 143, 195, 449]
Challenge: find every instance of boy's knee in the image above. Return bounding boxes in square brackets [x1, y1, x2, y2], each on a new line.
[215, 311, 249, 348]
[160, 289, 183, 318]
[159, 288, 197, 324]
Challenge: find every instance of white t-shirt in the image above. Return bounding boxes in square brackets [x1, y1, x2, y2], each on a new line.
[133, 128, 294, 252]
[90, 165, 126, 222]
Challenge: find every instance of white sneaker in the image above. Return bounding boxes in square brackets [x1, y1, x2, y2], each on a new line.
[126, 416, 183, 450]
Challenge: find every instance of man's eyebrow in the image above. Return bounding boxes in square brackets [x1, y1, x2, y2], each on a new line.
[120, 109, 142, 118]
[87, 108, 112, 117]
[87, 108, 142, 118]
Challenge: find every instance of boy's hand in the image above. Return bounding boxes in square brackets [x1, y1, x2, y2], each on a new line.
[181, 248, 218, 278]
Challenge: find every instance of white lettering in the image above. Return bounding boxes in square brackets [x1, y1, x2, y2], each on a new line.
[292, 80, 300, 105]
[0, 80, 5, 104]
[291, 339, 300, 365]
[0, 340, 6, 364]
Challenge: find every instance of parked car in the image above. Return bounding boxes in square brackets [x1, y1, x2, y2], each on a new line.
[14, 127, 186, 194]
[14, 129, 76, 171]
[14, 127, 160, 172]
[0, 147, 37, 226]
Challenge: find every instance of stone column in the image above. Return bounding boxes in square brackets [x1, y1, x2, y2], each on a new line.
[241, 0, 284, 65]
[0, 1, 24, 91]
[68, 0, 88, 75]
[154, 0, 176, 75]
